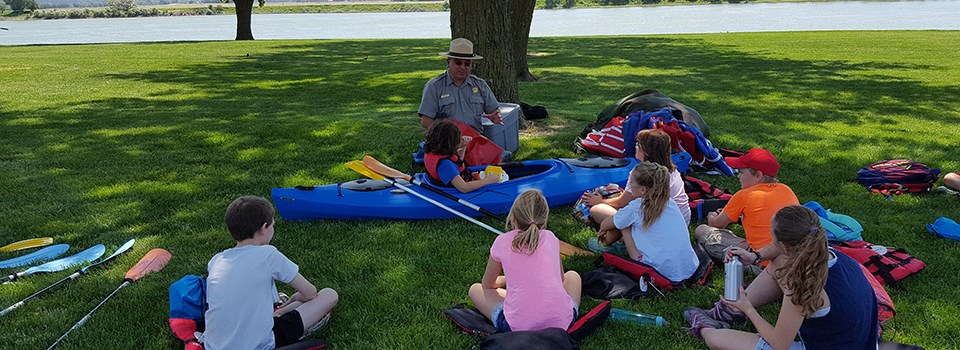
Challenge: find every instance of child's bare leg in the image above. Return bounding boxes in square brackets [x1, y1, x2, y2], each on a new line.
[562, 271, 582, 307]
[738, 255, 787, 309]
[945, 172, 960, 191]
[274, 301, 303, 317]
[469, 282, 507, 320]
[589, 204, 617, 227]
[601, 228, 623, 246]
[701, 328, 762, 350]
[296, 288, 339, 331]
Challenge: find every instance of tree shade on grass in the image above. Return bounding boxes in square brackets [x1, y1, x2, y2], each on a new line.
[0, 31, 958, 349]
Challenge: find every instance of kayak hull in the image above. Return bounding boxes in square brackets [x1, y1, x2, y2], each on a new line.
[272, 158, 638, 221]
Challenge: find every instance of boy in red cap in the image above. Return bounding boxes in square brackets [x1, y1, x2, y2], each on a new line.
[692, 148, 800, 325]
[694, 148, 799, 265]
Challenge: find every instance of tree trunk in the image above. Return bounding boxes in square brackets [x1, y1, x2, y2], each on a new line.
[511, 0, 538, 82]
[234, 0, 255, 40]
[450, 0, 519, 104]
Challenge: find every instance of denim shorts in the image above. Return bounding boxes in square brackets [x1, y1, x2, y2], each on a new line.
[755, 337, 805, 350]
[491, 302, 579, 333]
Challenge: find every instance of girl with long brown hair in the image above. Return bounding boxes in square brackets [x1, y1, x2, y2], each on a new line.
[584, 129, 691, 253]
[468, 190, 581, 332]
[595, 162, 699, 282]
[684, 205, 879, 350]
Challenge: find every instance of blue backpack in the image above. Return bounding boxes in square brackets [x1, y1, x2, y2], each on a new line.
[169, 275, 207, 348]
[802, 201, 863, 242]
[928, 217, 960, 241]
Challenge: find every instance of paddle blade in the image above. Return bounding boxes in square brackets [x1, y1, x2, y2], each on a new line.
[346, 160, 384, 180]
[559, 241, 595, 258]
[0, 244, 70, 269]
[25, 245, 105, 275]
[83, 239, 135, 272]
[362, 155, 413, 181]
[124, 248, 171, 282]
[0, 237, 53, 252]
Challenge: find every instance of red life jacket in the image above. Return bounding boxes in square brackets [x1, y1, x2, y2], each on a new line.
[424, 153, 471, 185]
[832, 240, 925, 287]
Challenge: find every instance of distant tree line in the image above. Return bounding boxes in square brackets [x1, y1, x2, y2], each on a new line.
[28, 0, 224, 18]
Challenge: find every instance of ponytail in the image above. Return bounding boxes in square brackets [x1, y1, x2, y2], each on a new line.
[771, 206, 830, 317]
[506, 190, 549, 255]
[630, 162, 671, 229]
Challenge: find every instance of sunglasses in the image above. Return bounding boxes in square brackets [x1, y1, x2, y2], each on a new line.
[451, 60, 473, 67]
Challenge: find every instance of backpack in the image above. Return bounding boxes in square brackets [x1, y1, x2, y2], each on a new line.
[586, 244, 713, 297]
[802, 201, 864, 242]
[857, 159, 941, 195]
[168, 275, 328, 350]
[580, 89, 710, 138]
[832, 240, 926, 287]
[443, 300, 611, 349]
[683, 175, 734, 222]
[169, 275, 207, 349]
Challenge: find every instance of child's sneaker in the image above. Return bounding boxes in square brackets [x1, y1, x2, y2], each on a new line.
[300, 313, 331, 340]
[706, 300, 748, 324]
[933, 186, 960, 196]
[587, 237, 629, 256]
[683, 307, 730, 339]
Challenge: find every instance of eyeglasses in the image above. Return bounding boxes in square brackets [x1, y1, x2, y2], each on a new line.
[451, 60, 473, 67]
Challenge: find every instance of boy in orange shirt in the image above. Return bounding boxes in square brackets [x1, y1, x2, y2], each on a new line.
[693, 148, 799, 324]
[694, 148, 799, 266]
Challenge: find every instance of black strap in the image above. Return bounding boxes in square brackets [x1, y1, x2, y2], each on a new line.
[864, 255, 899, 286]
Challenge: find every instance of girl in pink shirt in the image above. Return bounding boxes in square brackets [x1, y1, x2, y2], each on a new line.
[468, 190, 582, 332]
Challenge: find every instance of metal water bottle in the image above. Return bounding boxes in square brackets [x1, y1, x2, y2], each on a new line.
[724, 256, 743, 301]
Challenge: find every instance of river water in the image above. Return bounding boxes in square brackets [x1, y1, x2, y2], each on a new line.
[1, 0, 958, 45]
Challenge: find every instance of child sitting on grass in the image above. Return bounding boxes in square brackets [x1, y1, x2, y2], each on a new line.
[595, 161, 699, 283]
[469, 190, 581, 332]
[684, 205, 879, 350]
[584, 129, 690, 254]
[202, 196, 339, 350]
[424, 120, 499, 193]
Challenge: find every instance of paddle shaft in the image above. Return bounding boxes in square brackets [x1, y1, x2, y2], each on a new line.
[2, 246, 127, 317]
[408, 177, 506, 222]
[48, 280, 130, 350]
[1, 272, 81, 316]
[381, 176, 504, 236]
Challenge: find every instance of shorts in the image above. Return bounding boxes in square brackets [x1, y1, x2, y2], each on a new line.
[694, 225, 750, 261]
[491, 302, 579, 333]
[273, 310, 304, 347]
[756, 337, 805, 350]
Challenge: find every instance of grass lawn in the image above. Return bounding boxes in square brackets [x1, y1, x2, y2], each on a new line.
[1, 31, 959, 349]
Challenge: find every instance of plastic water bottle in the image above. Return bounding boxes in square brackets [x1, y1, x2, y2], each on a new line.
[724, 256, 743, 301]
[609, 307, 668, 327]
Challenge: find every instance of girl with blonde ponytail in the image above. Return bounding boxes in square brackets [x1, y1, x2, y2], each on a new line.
[684, 205, 879, 350]
[596, 162, 699, 282]
[468, 190, 582, 332]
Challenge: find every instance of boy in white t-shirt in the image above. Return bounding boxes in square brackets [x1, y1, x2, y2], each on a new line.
[202, 196, 339, 350]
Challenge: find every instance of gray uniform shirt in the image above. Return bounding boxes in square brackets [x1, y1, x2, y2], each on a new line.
[418, 72, 500, 131]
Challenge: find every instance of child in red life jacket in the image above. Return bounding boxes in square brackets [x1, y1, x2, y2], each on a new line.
[424, 120, 499, 193]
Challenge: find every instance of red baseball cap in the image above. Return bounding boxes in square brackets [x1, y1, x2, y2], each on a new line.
[725, 148, 780, 177]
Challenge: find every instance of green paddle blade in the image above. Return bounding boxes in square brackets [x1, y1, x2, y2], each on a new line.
[0, 244, 70, 269]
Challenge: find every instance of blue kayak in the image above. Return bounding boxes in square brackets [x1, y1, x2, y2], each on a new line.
[272, 157, 639, 221]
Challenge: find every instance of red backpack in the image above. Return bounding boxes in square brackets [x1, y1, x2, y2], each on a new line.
[832, 240, 926, 287]
[856, 159, 940, 195]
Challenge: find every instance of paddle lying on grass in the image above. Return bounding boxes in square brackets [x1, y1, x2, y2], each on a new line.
[0, 244, 70, 270]
[1, 239, 135, 317]
[48, 248, 171, 350]
[1, 237, 54, 252]
[1, 245, 106, 283]
[356, 156, 593, 257]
